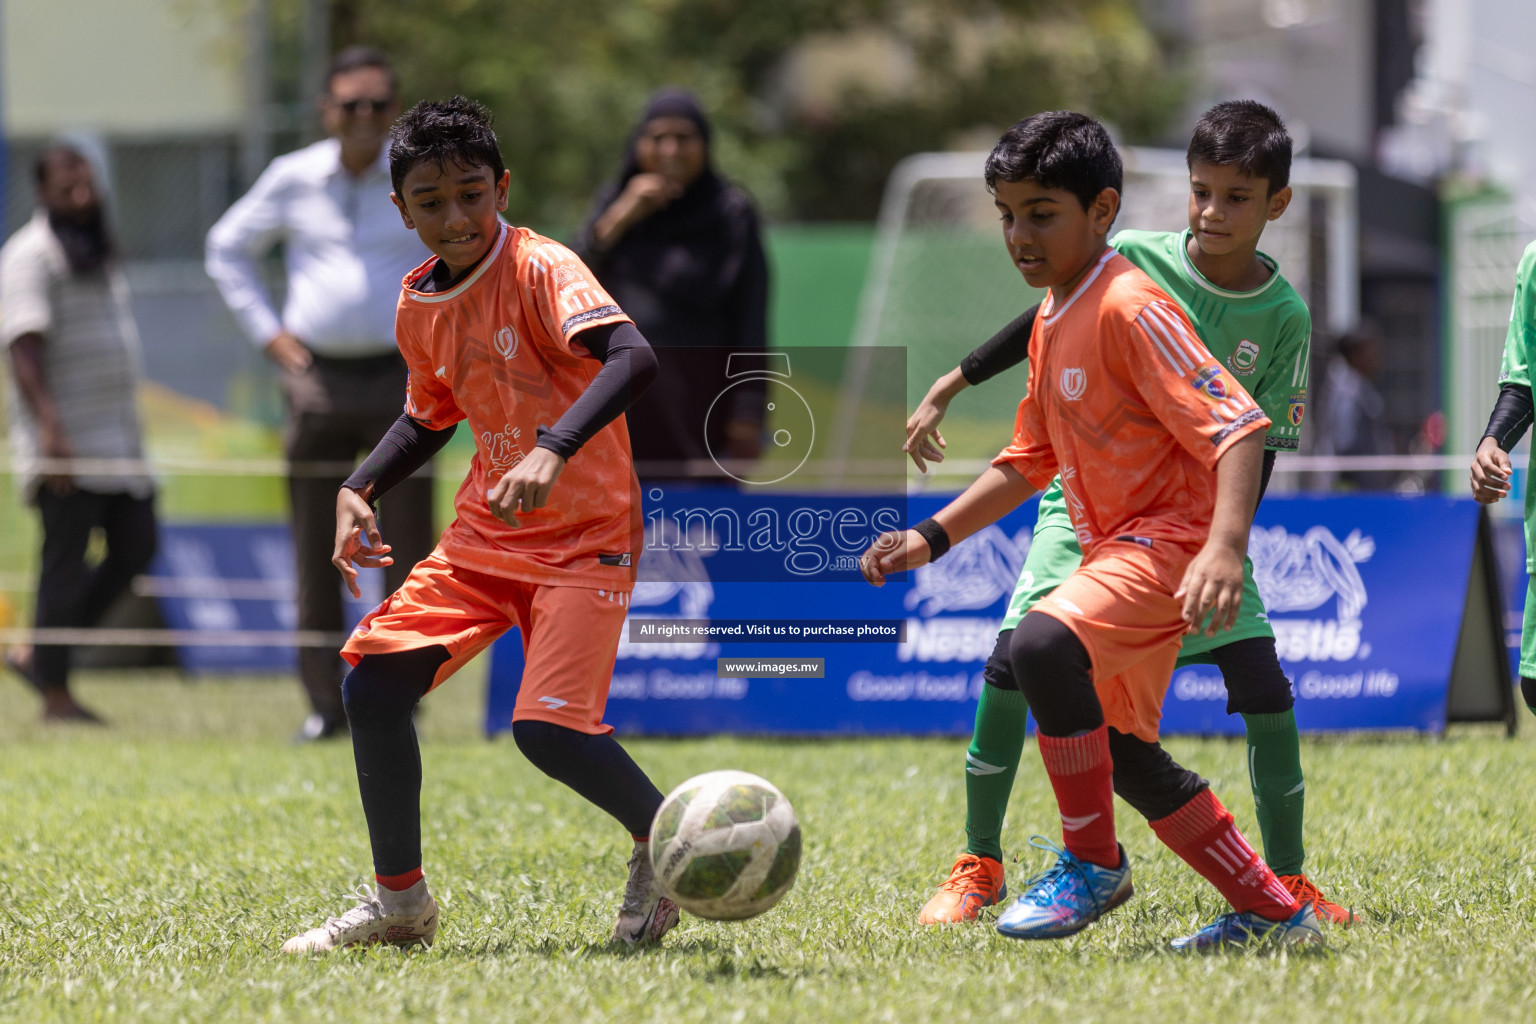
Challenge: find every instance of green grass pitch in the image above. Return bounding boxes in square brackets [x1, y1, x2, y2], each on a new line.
[3, 668, 1536, 1023]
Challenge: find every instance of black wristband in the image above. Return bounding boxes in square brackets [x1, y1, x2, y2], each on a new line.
[912, 517, 952, 562]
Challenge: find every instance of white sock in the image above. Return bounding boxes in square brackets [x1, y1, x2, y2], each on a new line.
[377, 877, 430, 916]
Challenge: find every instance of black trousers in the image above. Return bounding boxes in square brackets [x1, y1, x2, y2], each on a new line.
[32, 488, 158, 691]
[283, 354, 434, 722]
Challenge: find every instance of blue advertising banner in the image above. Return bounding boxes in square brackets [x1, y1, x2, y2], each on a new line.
[151, 523, 381, 672]
[485, 490, 1491, 736]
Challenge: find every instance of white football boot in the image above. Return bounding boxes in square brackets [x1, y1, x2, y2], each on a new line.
[281, 884, 439, 954]
[612, 841, 680, 945]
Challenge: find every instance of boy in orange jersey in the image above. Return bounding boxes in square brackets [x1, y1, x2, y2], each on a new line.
[282, 98, 678, 953]
[861, 111, 1321, 950]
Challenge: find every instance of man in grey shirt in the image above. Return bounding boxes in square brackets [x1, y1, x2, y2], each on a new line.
[1, 144, 158, 723]
[206, 47, 434, 741]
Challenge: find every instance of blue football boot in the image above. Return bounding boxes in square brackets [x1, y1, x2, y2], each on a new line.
[1168, 903, 1323, 952]
[995, 837, 1133, 940]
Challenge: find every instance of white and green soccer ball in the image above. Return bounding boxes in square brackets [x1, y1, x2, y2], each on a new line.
[648, 770, 802, 921]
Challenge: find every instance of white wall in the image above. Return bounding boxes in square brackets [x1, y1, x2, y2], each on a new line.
[1173, 0, 1375, 161]
[3, 0, 242, 136]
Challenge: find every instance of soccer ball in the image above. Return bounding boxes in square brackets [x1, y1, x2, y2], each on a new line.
[648, 770, 801, 921]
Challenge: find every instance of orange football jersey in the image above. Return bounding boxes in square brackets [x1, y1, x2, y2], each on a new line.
[993, 249, 1270, 553]
[395, 222, 640, 589]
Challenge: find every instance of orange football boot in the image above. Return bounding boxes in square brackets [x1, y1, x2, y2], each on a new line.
[1278, 874, 1355, 925]
[918, 853, 1006, 925]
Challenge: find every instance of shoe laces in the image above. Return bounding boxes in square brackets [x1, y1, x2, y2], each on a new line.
[323, 884, 386, 936]
[1279, 874, 1321, 904]
[937, 855, 992, 894]
[618, 844, 657, 919]
[1019, 836, 1102, 915]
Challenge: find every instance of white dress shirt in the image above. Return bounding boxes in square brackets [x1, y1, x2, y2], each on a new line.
[205, 138, 429, 356]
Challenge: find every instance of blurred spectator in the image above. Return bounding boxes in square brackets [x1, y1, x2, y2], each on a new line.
[1320, 326, 1396, 490]
[1, 144, 157, 723]
[574, 88, 768, 481]
[206, 47, 432, 742]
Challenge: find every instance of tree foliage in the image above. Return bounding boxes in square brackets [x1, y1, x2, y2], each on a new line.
[303, 0, 1186, 228]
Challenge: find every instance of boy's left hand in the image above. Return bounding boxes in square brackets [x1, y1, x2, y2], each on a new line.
[859, 529, 931, 586]
[1175, 541, 1245, 636]
[488, 448, 567, 527]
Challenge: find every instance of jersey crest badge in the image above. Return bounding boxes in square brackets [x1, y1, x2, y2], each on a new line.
[1191, 366, 1229, 401]
[1230, 339, 1260, 376]
[1059, 367, 1086, 401]
[493, 324, 519, 360]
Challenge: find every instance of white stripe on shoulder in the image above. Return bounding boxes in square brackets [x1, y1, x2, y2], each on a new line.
[1141, 302, 1203, 368]
[1134, 311, 1191, 372]
[1147, 301, 1208, 364]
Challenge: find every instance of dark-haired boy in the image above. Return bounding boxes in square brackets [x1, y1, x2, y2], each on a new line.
[863, 110, 1321, 949]
[283, 97, 678, 953]
[908, 100, 1350, 929]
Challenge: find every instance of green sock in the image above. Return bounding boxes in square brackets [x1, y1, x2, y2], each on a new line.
[963, 685, 1029, 862]
[1242, 709, 1306, 876]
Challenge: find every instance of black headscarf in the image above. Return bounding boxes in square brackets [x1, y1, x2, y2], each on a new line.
[573, 88, 771, 476]
[576, 88, 758, 316]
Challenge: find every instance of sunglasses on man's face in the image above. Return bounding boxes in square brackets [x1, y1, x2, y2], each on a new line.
[335, 96, 394, 116]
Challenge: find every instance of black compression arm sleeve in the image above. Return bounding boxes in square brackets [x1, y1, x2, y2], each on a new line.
[1483, 382, 1535, 452]
[344, 414, 457, 501]
[960, 304, 1040, 386]
[1257, 449, 1277, 506]
[535, 320, 659, 460]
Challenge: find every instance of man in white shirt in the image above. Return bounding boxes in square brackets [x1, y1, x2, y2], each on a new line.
[2, 144, 158, 723]
[206, 47, 433, 741]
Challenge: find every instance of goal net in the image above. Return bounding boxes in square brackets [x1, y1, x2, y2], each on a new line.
[843, 148, 1358, 480]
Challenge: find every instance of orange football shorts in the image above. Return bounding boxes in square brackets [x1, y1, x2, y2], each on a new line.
[1024, 538, 1197, 742]
[341, 548, 632, 734]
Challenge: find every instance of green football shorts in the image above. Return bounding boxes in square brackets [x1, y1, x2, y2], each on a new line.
[1520, 578, 1536, 680]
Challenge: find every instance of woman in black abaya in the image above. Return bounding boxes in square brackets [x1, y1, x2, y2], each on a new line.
[574, 89, 768, 481]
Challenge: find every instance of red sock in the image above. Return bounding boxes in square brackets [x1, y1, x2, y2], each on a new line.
[1036, 725, 1119, 868]
[376, 867, 424, 892]
[1150, 789, 1299, 921]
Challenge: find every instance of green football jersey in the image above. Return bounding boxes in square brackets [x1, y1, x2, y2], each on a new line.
[1497, 240, 1536, 572]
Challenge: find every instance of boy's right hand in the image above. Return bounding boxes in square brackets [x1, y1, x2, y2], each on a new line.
[904, 395, 949, 473]
[333, 486, 393, 599]
[1470, 435, 1513, 504]
[859, 529, 930, 586]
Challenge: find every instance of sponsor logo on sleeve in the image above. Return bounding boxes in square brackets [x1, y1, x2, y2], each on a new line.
[1229, 339, 1260, 376]
[1288, 393, 1306, 427]
[1191, 366, 1229, 400]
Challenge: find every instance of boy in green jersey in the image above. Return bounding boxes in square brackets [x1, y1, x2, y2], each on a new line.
[906, 100, 1351, 926]
[1471, 240, 1536, 715]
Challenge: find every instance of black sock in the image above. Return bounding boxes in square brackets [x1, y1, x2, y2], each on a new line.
[512, 720, 665, 838]
[341, 646, 447, 877]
